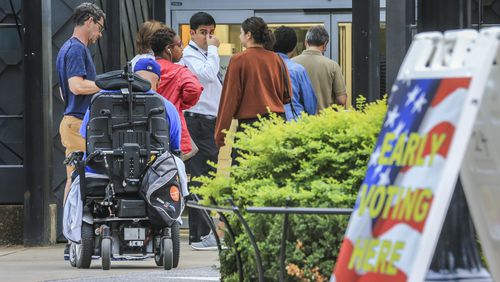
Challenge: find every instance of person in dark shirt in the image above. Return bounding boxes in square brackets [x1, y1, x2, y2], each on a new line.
[273, 26, 317, 121]
[55, 2, 105, 203]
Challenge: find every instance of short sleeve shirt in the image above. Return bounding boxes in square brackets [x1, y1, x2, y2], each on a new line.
[56, 37, 97, 119]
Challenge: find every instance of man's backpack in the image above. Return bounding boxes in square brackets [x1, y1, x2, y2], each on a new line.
[140, 151, 186, 226]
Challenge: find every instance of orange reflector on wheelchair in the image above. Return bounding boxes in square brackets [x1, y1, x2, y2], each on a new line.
[170, 185, 180, 202]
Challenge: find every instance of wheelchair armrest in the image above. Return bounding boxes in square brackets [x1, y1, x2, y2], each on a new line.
[84, 150, 103, 166]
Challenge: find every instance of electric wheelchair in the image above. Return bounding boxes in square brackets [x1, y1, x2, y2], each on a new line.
[66, 65, 184, 270]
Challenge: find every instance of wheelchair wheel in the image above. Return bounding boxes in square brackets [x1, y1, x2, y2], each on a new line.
[77, 222, 93, 269]
[162, 238, 173, 270]
[171, 221, 180, 268]
[101, 238, 111, 270]
[69, 243, 77, 267]
[154, 253, 163, 266]
[154, 250, 163, 266]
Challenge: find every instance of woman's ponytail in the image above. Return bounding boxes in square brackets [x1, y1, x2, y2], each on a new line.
[242, 17, 275, 50]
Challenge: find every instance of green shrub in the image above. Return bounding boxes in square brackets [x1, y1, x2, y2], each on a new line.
[194, 98, 387, 281]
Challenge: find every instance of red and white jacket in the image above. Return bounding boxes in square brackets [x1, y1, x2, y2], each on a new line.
[157, 58, 203, 154]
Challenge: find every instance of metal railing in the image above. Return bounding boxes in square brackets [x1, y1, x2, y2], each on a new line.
[186, 196, 353, 282]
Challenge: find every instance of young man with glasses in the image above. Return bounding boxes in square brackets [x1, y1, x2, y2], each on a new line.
[179, 12, 223, 251]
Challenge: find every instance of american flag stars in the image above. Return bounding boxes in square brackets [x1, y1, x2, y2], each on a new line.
[384, 105, 400, 128]
[393, 121, 407, 138]
[377, 168, 392, 186]
[412, 94, 428, 113]
[405, 85, 421, 106]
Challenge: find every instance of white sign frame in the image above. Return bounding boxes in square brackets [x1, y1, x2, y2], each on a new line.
[459, 29, 500, 281]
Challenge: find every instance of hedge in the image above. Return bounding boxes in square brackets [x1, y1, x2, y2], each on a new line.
[194, 98, 387, 281]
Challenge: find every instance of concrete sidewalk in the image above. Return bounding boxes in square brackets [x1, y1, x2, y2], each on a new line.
[0, 233, 220, 282]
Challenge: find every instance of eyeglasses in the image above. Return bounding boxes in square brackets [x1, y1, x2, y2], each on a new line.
[95, 21, 104, 33]
[170, 41, 183, 48]
[196, 29, 215, 36]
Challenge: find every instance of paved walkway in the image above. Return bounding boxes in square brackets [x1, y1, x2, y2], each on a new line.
[0, 233, 220, 282]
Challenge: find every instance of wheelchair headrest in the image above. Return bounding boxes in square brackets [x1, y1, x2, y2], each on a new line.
[95, 70, 151, 92]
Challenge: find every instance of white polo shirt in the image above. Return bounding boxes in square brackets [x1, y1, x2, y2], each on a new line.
[180, 40, 222, 117]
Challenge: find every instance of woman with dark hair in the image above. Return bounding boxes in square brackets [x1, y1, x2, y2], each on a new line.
[151, 28, 203, 157]
[214, 17, 292, 152]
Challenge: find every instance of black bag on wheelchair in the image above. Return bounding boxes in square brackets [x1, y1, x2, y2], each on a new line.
[140, 151, 185, 227]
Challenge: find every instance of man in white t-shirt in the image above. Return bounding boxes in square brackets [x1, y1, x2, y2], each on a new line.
[180, 12, 222, 251]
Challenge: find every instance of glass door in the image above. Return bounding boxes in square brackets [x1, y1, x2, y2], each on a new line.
[332, 13, 352, 107]
[332, 12, 386, 107]
[255, 11, 332, 58]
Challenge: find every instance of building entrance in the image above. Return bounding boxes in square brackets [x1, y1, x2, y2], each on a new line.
[171, 9, 354, 105]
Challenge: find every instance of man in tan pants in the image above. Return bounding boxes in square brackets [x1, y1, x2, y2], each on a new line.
[59, 116, 86, 199]
[56, 3, 105, 203]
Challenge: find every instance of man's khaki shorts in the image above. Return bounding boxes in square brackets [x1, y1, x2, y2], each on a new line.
[59, 115, 85, 159]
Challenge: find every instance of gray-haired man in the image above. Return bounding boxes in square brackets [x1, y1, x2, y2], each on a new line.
[292, 25, 347, 111]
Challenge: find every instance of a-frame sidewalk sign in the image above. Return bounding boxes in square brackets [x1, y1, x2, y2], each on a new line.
[331, 28, 500, 282]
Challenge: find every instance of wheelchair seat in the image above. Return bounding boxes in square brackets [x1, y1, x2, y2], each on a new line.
[85, 89, 170, 194]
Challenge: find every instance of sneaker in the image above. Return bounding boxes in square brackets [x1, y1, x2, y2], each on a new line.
[190, 231, 220, 251]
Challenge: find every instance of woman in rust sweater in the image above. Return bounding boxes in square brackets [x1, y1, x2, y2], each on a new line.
[214, 17, 292, 148]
